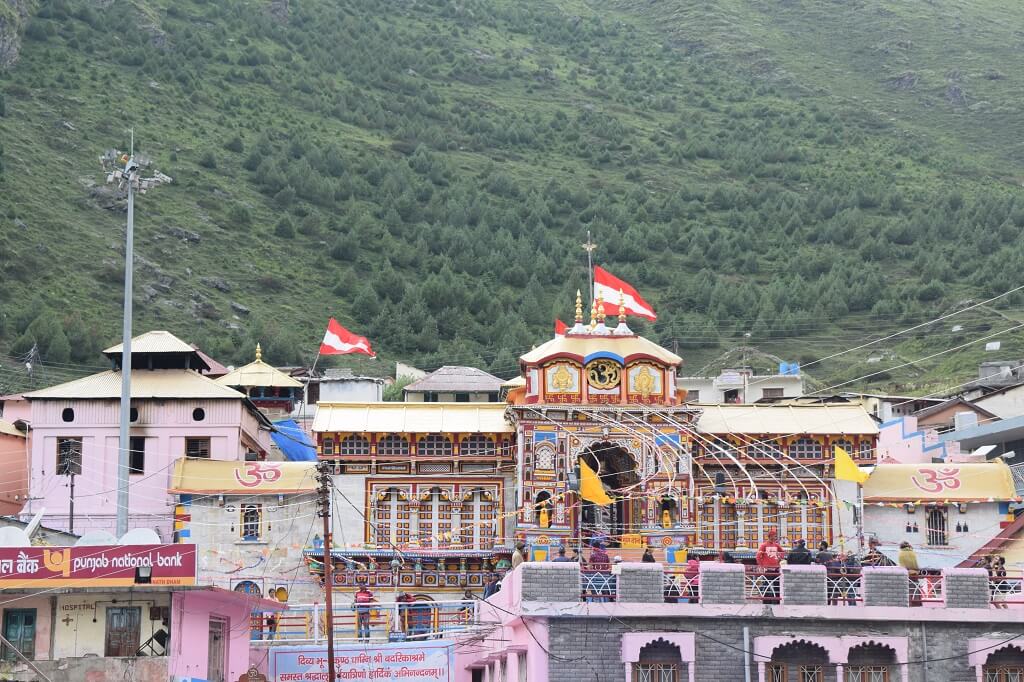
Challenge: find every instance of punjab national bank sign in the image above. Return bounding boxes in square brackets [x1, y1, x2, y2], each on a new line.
[0, 545, 197, 587]
[269, 642, 453, 681]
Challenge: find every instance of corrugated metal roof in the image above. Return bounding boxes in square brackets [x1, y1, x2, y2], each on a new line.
[696, 403, 878, 435]
[520, 334, 681, 366]
[312, 402, 512, 434]
[216, 360, 303, 389]
[24, 369, 245, 400]
[0, 420, 23, 438]
[103, 330, 196, 355]
[864, 462, 1016, 502]
[404, 366, 504, 393]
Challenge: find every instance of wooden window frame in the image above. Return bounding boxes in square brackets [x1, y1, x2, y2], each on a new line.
[846, 666, 890, 682]
[339, 434, 371, 456]
[789, 437, 823, 460]
[378, 434, 410, 457]
[418, 434, 453, 457]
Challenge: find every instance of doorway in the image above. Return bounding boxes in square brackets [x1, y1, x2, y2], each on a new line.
[207, 617, 227, 682]
[104, 607, 141, 657]
[579, 441, 639, 547]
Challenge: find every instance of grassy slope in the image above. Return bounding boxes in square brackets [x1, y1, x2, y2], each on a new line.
[0, 0, 1022, 395]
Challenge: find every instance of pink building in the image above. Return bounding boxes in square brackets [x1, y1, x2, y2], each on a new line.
[6, 331, 272, 538]
[454, 562, 1024, 682]
[0, 418, 27, 515]
[0, 543, 280, 682]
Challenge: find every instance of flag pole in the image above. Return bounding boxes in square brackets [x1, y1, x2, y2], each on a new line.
[302, 350, 322, 434]
[582, 230, 597, 308]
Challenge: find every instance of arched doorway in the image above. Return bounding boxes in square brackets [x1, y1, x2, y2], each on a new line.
[767, 640, 831, 682]
[983, 645, 1024, 682]
[579, 441, 640, 547]
[846, 643, 897, 681]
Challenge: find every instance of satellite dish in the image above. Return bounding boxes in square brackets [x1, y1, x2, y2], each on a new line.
[0, 527, 31, 547]
[75, 530, 118, 546]
[118, 528, 162, 546]
[274, 586, 289, 602]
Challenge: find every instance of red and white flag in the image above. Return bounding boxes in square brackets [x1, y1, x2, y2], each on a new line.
[554, 319, 568, 338]
[319, 318, 376, 357]
[594, 266, 657, 320]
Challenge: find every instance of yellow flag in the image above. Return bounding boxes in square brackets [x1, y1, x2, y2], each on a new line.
[579, 458, 614, 505]
[834, 445, 869, 484]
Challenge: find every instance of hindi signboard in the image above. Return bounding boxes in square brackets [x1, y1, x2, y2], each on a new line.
[0, 545, 197, 588]
[269, 642, 453, 681]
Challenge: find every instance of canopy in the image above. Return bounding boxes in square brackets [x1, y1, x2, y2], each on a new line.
[169, 458, 315, 494]
[863, 462, 1016, 502]
[312, 402, 512, 434]
[272, 419, 317, 461]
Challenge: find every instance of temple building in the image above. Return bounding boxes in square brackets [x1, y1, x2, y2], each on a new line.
[302, 294, 882, 608]
[216, 344, 304, 419]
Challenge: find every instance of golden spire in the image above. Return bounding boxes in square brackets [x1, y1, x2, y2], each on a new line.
[255, 343, 262, 362]
[618, 288, 627, 323]
[575, 290, 584, 324]
[589, 299, 598, 329]
[596, 292, 605, 324]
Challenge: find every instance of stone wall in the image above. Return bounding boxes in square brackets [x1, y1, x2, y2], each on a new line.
[0, 655, 168, 681]
[545, 616, 1024, 682]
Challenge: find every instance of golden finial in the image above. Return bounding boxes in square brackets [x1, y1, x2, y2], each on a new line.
[255, 343, 262, 362]
[618, 288, 627, 323]
[589, 299, 598, 329]
[575, 290, 584, 324]
[596, 292, 605, 323]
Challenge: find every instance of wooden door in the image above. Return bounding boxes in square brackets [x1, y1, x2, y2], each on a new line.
[207, 617, 227, 682]
[104, 607, 141, 657]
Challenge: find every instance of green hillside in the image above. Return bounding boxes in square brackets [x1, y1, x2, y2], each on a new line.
[1, 0, 1023, 394]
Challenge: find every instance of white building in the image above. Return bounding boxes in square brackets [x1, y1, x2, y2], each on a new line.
[403, 366, 504, 403]
[861, 461, 1018, 568]
[678, 368, 804, 404]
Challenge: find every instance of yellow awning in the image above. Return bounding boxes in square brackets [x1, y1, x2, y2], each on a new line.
[312, 402, 512, 434]
[170, 458, 316, 494]
[863, 462, 1016, 502]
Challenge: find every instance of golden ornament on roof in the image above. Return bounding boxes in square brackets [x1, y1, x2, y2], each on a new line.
[550, 364, 574, 392]
[634, 365, 655, 398]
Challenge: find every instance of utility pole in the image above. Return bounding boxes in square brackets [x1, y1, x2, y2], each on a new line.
[103, 138, 171, 538]
[316, 459, 336, 681]
[68, 471, 75, 534]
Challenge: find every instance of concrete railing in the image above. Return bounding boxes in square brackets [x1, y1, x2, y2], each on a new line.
[513, 561, 1000, 609]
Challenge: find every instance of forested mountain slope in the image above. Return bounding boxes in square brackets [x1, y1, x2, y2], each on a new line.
[0, 0, 1022, 392]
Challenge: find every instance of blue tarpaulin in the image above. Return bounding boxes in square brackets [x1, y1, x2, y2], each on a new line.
[272, 419, 317, 461]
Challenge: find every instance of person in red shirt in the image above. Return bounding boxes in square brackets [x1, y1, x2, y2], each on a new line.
[756, 531, 783, 568]
[755, 531, 782, 604]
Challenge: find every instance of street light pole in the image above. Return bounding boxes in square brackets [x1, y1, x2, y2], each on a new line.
[103, 141, 171, 539]
[115, 158, 136, 538]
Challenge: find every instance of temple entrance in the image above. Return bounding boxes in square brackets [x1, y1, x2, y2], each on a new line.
[579, 441, 640, 548]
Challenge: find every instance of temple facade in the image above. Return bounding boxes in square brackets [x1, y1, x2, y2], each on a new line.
[303, 296, 881, 607]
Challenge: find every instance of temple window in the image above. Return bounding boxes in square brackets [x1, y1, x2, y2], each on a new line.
[339, 434, 371, 456]
[983, 645, 1024, 681]
[322, 437, 335, 456]
[769, 641, 829, 682]
[632, 640, 683, 682]
[789, 437, 823, 459]
[859, 440, 874, 460]
[535, 444, 555, 470]
[461, 434, 496, 457]
[378, 434, 410, 456]
[846, 643, 897, 682]
[240, 504, 262, 542]
[419, 434, 453, 457]
[832, 439, 854, 457]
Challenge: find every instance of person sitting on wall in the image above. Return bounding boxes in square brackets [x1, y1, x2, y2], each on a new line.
[511, 542, 527, 568]
[589, 542, 611, 572]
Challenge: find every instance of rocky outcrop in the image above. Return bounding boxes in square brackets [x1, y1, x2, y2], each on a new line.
[0, 0, 35, 69]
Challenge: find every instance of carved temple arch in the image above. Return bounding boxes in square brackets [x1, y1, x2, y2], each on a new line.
[621, 633, 695, 682]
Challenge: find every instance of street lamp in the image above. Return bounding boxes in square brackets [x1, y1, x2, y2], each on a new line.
[102, 141, 172, 538]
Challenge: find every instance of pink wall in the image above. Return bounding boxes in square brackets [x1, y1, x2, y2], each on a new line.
[21, 397, 270, 537]
[0, 596, 54, 660]
[876, 416, 959, 464]
[453, 566, 550, 682]
[0, 430, 27, 515]
[170, 589, 268, 682]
